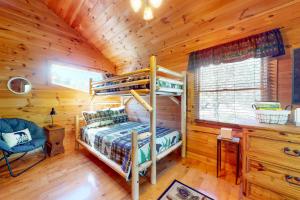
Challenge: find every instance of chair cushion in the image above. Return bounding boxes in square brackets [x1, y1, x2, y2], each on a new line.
[0, 118, 46, 153]
[11, 138, 45, 153]
[0, 118, 45, 139]
[0, 118, 31, 133]
[2, 128, 32, 148]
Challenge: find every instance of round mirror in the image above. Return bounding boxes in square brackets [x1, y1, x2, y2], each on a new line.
[7, 77, 32, 95]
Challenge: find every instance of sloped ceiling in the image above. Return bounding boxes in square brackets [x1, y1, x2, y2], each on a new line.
[43, 0, 300, 73]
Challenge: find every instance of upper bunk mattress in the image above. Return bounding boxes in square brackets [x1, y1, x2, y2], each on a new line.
[81, 121, 181, 179]
[95, 75, 183, 94]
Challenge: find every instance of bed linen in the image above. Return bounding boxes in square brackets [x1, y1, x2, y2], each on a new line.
[95, 75, 183, 94]
[81, 121, 181, 180]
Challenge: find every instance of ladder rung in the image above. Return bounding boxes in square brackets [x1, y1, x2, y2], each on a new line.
[139, 160, 152, 171]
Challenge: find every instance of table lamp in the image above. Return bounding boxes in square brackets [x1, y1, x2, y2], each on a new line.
[49, 107, 56, 128]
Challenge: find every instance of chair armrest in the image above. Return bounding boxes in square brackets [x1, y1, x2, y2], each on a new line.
[0, 140, 12, 153]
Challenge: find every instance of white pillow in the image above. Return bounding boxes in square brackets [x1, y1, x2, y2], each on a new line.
[2, 128, 32, 148]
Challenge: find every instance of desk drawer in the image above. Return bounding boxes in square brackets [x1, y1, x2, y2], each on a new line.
[46, 130, 64, 142]
[247, 135, 300, 171]
[246, 182, 295, 200]
[246, 159, 300, 199]
[244, 128, 300, 144]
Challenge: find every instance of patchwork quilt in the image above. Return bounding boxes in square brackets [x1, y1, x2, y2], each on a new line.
[81, 121, 181, 180]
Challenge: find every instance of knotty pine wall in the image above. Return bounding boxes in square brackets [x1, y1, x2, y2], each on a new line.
[186, 52, 300, 167]
[124, 30, 300, 167]
[0, 0, 120, 133]
[126, 97, 181, 130]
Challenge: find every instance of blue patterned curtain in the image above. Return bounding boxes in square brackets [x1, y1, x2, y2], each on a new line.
[188, 28, 285, 70]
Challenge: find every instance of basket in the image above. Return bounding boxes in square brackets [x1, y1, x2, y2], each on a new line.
[254, 110, 291, 125]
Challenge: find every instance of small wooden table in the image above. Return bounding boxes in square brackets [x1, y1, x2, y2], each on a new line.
[216, 135, 241, 185]
[44, 125, 65, 157]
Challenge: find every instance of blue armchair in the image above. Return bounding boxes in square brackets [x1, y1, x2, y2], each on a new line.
[0, 118, 47, 177]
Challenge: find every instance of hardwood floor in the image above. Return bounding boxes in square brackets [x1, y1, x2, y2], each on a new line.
[0, 133, 241, 200]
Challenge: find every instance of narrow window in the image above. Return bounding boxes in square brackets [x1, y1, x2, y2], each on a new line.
[49, 62, 104, 93]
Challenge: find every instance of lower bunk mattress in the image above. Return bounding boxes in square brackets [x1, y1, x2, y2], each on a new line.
[81, 121, 181, 180]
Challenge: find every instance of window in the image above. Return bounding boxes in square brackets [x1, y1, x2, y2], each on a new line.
[194, 58, 277, 124]
[49, 62, 104, 92]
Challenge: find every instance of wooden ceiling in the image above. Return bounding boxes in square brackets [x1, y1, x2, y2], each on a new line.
[43, 0, 300, 73]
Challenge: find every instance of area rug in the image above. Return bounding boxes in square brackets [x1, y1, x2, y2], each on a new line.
[158, 180, 214, 200]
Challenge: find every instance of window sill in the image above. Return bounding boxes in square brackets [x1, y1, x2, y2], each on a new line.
[194, 119, 243, 130]
[194, 119, 299, 134]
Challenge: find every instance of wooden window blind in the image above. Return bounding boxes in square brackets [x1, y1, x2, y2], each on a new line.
[194, 57, 278, 124]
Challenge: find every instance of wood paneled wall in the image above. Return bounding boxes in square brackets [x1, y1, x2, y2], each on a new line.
[1, 0, 299, 167]
[126, 96, 181, 130]
[0, 0, 120, 133]
[125, 31, 300, 167]
[187, 45, 300, 166]
[278, 55, 295, 108]
[43, 0, 300, 163]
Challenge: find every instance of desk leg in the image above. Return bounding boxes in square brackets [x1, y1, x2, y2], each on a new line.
[236, 143, 240, 185]
[217, 140, 221, 177]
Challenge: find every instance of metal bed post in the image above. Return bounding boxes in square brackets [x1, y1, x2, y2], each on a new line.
[150, 55, 157, 184]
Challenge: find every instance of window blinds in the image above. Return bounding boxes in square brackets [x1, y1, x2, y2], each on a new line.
[194, 57, 278, 124]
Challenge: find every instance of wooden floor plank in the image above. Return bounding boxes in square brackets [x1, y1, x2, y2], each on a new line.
[0, 133, 241, 200]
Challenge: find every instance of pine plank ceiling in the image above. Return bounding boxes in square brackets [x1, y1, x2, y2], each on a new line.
[43, 0, 300, 73]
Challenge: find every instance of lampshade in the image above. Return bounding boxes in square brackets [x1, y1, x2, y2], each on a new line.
[143, 6, 153, 21]
[50, 107, 56, 116]
[150, 0, 162, 8]
[130, 0, 142, 12]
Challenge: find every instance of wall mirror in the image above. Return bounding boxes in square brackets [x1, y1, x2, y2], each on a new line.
[7, 77, 32, 95]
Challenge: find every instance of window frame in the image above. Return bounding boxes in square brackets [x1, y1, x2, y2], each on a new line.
[193, 57, 277, 125]
[47, 60, 106, 93]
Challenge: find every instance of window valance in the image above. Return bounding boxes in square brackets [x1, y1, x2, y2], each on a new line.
[188, 28, 285, 70]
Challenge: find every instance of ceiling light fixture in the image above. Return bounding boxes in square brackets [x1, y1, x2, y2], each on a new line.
[149, 0, 162, 8]
[130, 0, 142, 12]
[143, 6, 153, 21]
[130, 0, 163, 21]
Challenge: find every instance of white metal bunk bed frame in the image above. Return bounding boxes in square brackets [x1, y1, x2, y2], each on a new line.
[75, 56, 187, 200]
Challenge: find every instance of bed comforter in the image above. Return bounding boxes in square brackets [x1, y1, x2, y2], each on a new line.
[81, 121, 181, 180]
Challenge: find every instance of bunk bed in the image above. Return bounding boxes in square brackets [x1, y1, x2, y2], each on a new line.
[75, 56, 187, 200]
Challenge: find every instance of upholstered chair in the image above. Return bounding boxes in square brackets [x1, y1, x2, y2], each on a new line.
[0, 118, 47, 177]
